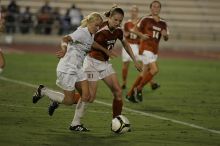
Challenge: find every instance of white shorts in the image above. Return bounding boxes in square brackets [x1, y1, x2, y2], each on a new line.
[122, 44, 141, 62]
[56, 70, 87, 91]
[141, 50, 158, 65]
[83, 55, 115, 81]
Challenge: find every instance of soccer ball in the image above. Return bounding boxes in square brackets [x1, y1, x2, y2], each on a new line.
[111, 115, 131, 133]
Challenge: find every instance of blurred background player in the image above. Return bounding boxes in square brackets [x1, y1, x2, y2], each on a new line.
[0, 48, 5, 74]
[121, 5, 160, 90]
[126, 1, 169, 103]
[0, 8, 6, 74]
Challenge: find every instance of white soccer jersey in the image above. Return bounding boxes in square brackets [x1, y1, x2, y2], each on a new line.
[57, 27, 94, 74]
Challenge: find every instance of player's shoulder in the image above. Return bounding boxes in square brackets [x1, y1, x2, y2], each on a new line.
[159, 17, 168, 23]
[125, 19, 132, 24]
[96, 21, 109, 33]
[70, 27, 89, 37]
[140, 15, 153, 21]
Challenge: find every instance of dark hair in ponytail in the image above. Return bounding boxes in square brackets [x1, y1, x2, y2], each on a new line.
[104, 6, 124, 18]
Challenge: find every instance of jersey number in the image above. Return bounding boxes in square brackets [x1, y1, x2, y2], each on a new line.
[130, 33, 137, 39]
[107, 44, 114, 50]
[153, 31, 160, 39]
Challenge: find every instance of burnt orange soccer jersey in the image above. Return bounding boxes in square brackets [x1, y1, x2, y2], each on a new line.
[89, 21, 123, 61]
[138, 15, 168, 54]
[124, 20, 140, 44]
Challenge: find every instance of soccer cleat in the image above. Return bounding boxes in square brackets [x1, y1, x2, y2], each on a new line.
[151, 83, 160, 90]
[125, 95, 138, 103]
[69, 124, 90, 132]
[121, 84, 126, 89]
[32, 85, 45, 104]
[134, 88, 143, 102]
[48, 101, 59, 116]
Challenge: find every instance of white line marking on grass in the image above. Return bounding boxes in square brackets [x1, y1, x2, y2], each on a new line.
[1, 76, 220, 135]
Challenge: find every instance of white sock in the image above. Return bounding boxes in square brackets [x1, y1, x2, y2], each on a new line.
[71, 99, 88, 126]
[41, 87, 64, 103]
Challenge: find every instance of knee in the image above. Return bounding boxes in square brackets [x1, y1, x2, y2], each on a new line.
[81, 93, 90, 102]
[113, 87, 122, 100]
[63, 96, 74, 105]
[150, 68, 159, 75]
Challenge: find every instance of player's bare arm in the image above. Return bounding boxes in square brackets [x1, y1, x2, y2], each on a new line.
[161, 29, 169, 41]
[129, 27, 149, 40]
[56, 35, 70, 58]
[92, 41, 117, 58]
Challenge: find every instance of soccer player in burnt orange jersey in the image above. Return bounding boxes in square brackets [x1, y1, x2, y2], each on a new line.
[48, 7, 142, 120]
[126, 1, 169, 102]
[121, 5, 160, 90]
[84, 6, 142, 118]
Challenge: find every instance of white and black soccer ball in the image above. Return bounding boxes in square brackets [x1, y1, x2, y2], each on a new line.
[111, 115, 131, 133]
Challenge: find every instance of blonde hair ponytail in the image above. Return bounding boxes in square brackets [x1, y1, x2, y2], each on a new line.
[80, 12, 103, 27]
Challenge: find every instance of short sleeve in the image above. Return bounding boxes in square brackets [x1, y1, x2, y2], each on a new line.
[118, 29, 124, 41]
[68, 28, 86, 42]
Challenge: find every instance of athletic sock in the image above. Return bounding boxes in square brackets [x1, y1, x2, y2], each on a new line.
[112, 98, 123, 118]
[71, 99, 87, 126]
[41, 88, 64, 103]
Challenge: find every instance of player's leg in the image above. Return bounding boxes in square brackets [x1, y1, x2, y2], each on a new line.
[135, 61, 158, 100]
[146, 64, 160, 90]
[0, 49, 5, 73]
[121, 47, 132, 89]
[121, 61, 130, 89]
[103, 73, 123, 118]
[33, 86, 78, 105]
[47, 91, 81, 116]
[70, 80, 90, 132]
[126, 75, 142, 103]
[87, 81, 98, 102]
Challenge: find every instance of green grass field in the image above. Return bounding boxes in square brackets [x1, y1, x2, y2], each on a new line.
[0, 52, 220, 146]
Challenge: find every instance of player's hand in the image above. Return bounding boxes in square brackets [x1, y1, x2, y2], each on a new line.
[134, 62, 142, 72]
[161, 29, 167, 37]
[140, 34, 149, 40]
[161, 29, 168, 41]
[56, 49, 66, 58]
[109, 50, 117, 58]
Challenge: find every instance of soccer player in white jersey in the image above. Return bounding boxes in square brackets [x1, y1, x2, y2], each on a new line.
[32, 12, 113, 131]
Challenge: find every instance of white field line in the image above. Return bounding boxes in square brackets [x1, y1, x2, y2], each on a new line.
[1, 76, 220, 135]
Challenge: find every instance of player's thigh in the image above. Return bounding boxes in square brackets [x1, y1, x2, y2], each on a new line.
[75, 80, 90, 101]
[103, 73, 121, 94]
[63, 90, 75, 101]
[88, 81, 98, 102]
[148, 62, 159, 74]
